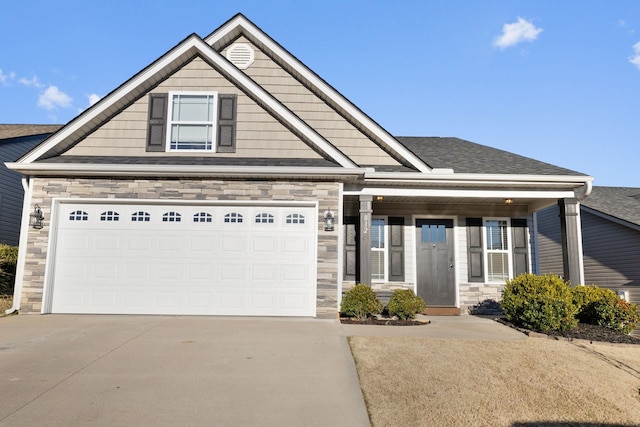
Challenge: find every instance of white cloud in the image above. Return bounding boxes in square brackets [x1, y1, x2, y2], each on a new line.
[494, 17, 543, 49]
[19, 75, 44, 88]
[38, 85, 73, 110]
[630, 42, 640, 70]
[88, 93, 101, 106]
[0, 68, 16, 85]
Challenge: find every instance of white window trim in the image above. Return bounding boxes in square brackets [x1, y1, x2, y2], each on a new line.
[166, 91, 218, 152]
[483, 217, 513, 283]
[371, 216, 388, 283]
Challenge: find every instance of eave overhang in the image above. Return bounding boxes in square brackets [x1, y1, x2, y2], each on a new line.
[5, 162, 366, 181]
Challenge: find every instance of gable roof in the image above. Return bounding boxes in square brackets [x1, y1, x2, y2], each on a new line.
[581, 186, 640, 227]
[0, 124, 62, 140]
[397, 137, 587, 176]
[205, 14, 431, 173]
[16, 34, 358, 170]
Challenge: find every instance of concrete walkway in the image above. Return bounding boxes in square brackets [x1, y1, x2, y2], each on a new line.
[0, 315, 369, 427]
[0, 314, 525, 426]
[339, 314, 528, 341]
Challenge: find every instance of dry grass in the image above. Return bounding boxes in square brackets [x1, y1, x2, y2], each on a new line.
[0, 295, 12, 315]
[349, 336, 640, 427]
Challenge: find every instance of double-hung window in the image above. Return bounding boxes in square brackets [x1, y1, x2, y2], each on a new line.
[167, 92, 217, 151]
[484, 219, 511, 282]
[371, 217, 387, 281]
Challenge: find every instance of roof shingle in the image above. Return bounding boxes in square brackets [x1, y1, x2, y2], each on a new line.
[396, 136, 588, 176]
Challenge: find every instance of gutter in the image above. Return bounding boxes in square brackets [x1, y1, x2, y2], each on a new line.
[5, 163, 367, 180]
[364, 170, 595, 187]
[576, 180, 593, 202]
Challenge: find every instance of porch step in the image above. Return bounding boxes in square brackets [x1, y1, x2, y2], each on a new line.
[423, 307, 460, 316]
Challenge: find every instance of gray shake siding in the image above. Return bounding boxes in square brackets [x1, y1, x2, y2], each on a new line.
[20, 178, 340, 314]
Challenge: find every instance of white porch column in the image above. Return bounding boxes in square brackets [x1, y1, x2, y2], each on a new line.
[358, 195, 372, 286]
[559, 198, 585, 286]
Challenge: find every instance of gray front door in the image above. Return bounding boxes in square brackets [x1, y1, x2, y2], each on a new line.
[415, 219, 455, 306]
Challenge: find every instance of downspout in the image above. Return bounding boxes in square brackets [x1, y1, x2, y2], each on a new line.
[6, 176, 33, 314]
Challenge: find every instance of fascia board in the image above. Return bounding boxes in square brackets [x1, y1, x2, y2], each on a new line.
[21, 33, 357, 170]
[364, 171, 594, 186]
[205, 15, 431, 173]
[343, 187, 577, 200]
[5, 161, 365, 179]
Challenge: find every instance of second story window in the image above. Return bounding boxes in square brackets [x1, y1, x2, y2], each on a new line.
[167, 92, 217, 151]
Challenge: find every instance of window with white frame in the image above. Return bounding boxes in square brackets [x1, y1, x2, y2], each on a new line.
[484, 219, 511, 282]
[167, 92, 217, 151]
[371, 217, 387, 281]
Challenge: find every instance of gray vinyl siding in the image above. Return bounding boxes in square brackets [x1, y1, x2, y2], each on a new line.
[536, 205, 640, 321]
[581, 210, 640, 287]
[535, 205, 564, 277]
[0, 134, 50, 245]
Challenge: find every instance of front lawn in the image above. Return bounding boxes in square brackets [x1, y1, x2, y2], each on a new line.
[349, 336, 640, 426]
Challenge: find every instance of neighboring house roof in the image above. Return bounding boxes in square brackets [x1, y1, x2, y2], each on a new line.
[0, 124, 62, 140]
[581, 186, 640, 227]
[397, 137, 587, 176]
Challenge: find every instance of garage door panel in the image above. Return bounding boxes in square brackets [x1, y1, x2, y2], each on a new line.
[50, 203, 316, 316]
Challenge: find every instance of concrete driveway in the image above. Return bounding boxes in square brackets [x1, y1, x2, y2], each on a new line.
[0, 315, 369, 427]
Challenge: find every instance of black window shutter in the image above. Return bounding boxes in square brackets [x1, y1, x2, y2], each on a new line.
[343, 216, 359, 281]
[511, 218, 529, 277]
[217, 94, 237, 153]
[146, 93, 168, 152]
[388, 217, 404, 282]
[466, 218, 484, 282]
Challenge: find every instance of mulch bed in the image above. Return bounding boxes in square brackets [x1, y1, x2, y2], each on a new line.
[496, 318, 640, 345]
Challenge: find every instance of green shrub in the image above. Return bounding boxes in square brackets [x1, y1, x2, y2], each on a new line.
[593, 298, 640, 335]
[500, 273, 578, 332]
[340, 284, 383, 321]
[572, 285, 619, 324]
[0, 245, 18, 296]
[387, 289, 426, 320]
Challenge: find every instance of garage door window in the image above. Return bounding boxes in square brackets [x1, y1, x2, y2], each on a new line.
[224, 213, 243, 223]
[131, 211, 150, 222]
[286, 213, 305, 224]
[69, 210, 88, 221]
[255, 213, 274, 224]
[100, 211, 120, 221]
[163, 212, 181, 222]
[194, 212, 212, 223]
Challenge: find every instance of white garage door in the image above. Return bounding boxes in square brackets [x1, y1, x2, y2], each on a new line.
[48, 202, 317, 316]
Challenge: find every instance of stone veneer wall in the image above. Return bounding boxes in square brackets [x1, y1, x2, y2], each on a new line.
[459, 282, 504, 314]
[20, 178, 340, 315]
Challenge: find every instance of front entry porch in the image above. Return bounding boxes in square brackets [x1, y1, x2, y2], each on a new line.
[341, 191, 586, 314]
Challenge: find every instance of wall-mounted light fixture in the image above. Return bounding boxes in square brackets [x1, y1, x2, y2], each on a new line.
[29, 205, 44, 229]
[375, 196, 384, 202]
[504, 198, 514, 205]
[323, 209, 335, 231]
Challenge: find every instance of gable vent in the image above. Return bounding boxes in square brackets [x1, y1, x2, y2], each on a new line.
[226, 43, 255, 69]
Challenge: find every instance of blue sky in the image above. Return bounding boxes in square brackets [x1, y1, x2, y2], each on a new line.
[1, 1, 639, 186]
